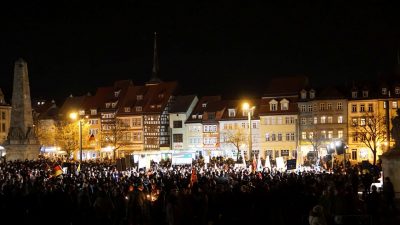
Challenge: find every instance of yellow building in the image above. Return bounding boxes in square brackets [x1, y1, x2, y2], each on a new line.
[347, 85, 400, 164]
[259, 96, 299, 160]
[0, 88, 11, 155]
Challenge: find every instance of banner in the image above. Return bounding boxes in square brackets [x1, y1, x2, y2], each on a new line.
[286, 159, 296, 170]
[276, 157, 285, 171]
[265, 155, 271, 169]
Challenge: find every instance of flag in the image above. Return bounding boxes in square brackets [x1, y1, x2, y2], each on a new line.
[256, 154, 263, 172]
[53, 165, 63, 177]
[252, 156, 257, 173]
[241, 150, 246, 167]
[75, 164, 81, 176]
[190, 168, 198, 186]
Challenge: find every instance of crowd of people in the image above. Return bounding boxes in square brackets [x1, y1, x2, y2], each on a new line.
[0, 157, 397, 225]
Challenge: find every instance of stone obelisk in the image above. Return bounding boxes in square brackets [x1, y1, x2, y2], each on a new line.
[5, 58, 40, 161]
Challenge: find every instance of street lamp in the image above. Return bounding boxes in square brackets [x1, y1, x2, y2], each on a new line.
[242, 102, 255, 161]
[69, 112, 83, 165]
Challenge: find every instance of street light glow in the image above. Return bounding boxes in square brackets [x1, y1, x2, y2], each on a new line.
[242, 102, 250, 111]
[69, 112, 78, 120]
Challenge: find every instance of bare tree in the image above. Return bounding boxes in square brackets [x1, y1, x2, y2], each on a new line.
[55, 121, 79, 159]
[55, 120, 90, 159]
[35, 119, 57, 148]
[306, 128, 325, 154]
[223, 128, 247, 161]
[101, 118, 131, 161]
[353, 112, 386, 165]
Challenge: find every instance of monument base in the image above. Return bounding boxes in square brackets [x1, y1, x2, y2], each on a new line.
[5, 144, 40, 161]
[381, 148, 400, 199]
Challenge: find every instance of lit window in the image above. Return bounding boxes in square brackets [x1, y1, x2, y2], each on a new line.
[281, 102, 289, 111]
[228, 109, 236, 117]
[310, 90, 315, 99]
[91, 109, 97, 115]
[309, 132, 313, 139]
[321, 130, 326, 139]
[352, 118, 358, 126]
[302, 132, 306, 140]
[79, 110, 85, 115]
[338, 130, 343, 138]
[270, 103, 277, 111]
[328, 131, 333, 139]
[327, 116, 333, 123]
[301, 90, 307, 99]
[392, 101, 398, 109]
[265, 133, 270, 141]
[360, 118, 366, 126]
[338, 116, 343, 124]
[314, 117, 318, 124]
[320, 116, 326, 124]
[135, 106, 142, 112]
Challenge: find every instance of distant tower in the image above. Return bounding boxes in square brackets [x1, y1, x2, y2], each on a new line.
[146, 32, 162, 86]
[5, 58, 40, 161]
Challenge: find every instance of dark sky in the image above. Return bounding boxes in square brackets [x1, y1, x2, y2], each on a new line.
[1, 1, 400, 104]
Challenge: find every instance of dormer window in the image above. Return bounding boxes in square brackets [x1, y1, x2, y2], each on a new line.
[309, 90, 315, 99]
[228, 109, 236, 117]
[396, 87, 400, 95]
[382, 88, 387, 95]
[90, 109, 97, 115]
[79, 110, 85, 115]
[362, 90, 368, 98]
[352, 91, 357, 98]
[158, 93, 164, 98]
[105, 103, 111, 108]
[300, 89, 307, 99]
[124, 107, 131, 112]
[202, 103, 207, 108]
[157, 104, 162, 108]
[114, 90, 121, 97]
[192, 114, 197, 119]
[150, 105, 155, 109]
[280, 99, 289, 111]
[135, 106, 142, 112]
[136, 95, 143, 100]
[198, 115, 203, 119]
[111, 102, 117, 108]
[269, 99, 278, 111]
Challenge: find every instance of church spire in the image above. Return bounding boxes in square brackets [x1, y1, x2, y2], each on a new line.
[146, 32, 162, 86]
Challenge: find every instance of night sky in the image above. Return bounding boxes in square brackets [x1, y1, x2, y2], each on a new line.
[1, 2, 399, 104]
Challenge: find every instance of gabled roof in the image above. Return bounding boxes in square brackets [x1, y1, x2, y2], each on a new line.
[219, 99, 260, 121]
[186, 96, 222, 123]
[259, 96, 298, 115]
[169, 95, 197, 113]
[58, 95, 87, 119]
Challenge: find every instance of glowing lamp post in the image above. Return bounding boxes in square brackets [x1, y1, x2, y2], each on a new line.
[242, 102, 255, 161]
[69, 112, 83, 165]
